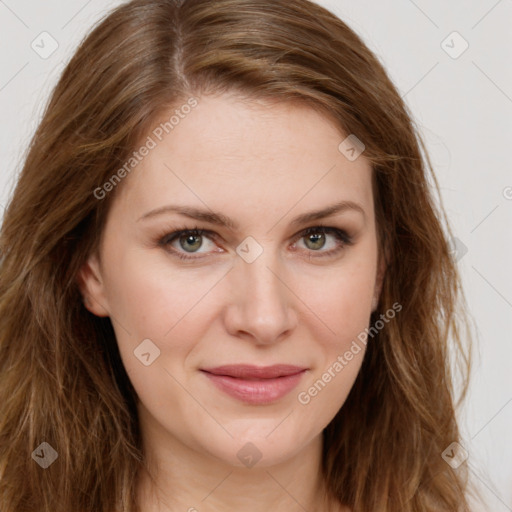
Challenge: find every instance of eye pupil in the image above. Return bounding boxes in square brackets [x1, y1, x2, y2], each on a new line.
[180, 234, 202, 252]
[305, 232, 326, 250]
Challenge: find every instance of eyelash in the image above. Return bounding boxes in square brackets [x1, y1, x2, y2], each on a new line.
[158, 225, 353, 261]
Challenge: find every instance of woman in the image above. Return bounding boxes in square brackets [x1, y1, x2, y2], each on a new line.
[0, 0, 474, 510]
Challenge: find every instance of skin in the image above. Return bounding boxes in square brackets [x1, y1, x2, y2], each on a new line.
[79, 93, 385, 511]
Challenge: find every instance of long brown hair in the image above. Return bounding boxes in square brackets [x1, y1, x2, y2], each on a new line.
[0, 0, 474, 510]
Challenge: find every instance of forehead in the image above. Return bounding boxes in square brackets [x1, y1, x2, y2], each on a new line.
[111, 94, 374, 222]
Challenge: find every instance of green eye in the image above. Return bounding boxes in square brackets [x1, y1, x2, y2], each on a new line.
[304, 232, 327, 250]
[296, 226, 352, 255]
[179, 233, 203, 252]
[160, 225, 353, 262]
[160, 228, 217, 259]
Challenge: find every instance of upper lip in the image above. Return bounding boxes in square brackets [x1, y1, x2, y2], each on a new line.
[201, 364, 307, 379]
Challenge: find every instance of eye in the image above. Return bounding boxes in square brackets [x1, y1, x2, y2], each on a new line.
[158, 225, 353, 261]
[293, 226, 352, 256]
[159, 228, 221, 259]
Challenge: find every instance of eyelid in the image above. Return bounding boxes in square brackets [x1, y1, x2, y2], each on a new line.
[160, 227, 214, 245]
[293, 225, 353, 244]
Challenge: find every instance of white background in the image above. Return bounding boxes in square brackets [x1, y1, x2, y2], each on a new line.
[0, 1, 511, 510]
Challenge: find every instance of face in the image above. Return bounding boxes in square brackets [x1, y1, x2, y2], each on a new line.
[79, 93, 385, 469]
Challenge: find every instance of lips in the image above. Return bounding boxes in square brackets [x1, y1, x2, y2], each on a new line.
[202, 364, 306, 379]
[200, 364, 307, 405]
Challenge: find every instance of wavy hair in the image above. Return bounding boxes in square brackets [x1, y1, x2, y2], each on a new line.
[0, 0, 473, 510]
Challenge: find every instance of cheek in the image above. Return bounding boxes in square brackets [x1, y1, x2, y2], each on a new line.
[293, 262, 374, 421]
[101, 249, 227, 401]
[102, 246, 225, 340]
[297, 258, 377, 343]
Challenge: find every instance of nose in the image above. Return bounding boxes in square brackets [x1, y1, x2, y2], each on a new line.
[223, 250, 299, 345]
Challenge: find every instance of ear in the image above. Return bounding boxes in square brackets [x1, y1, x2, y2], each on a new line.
[76, 252, 110, 317]
[371, 251, 387, 313]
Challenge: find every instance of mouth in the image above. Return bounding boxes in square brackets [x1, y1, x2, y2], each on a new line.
[200, 364, 307, 405]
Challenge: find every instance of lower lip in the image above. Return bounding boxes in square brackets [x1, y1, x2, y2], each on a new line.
[202, 370, 306, 405]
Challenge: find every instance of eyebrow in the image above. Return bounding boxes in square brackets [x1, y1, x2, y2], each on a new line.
[137, 200, 366, 229]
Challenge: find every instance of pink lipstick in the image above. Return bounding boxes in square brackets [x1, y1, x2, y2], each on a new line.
[201, 364, 307, 405]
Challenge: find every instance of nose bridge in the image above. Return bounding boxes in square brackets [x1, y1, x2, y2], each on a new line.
[227, 246, 297, 343]
[245, 254, 285, 306]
